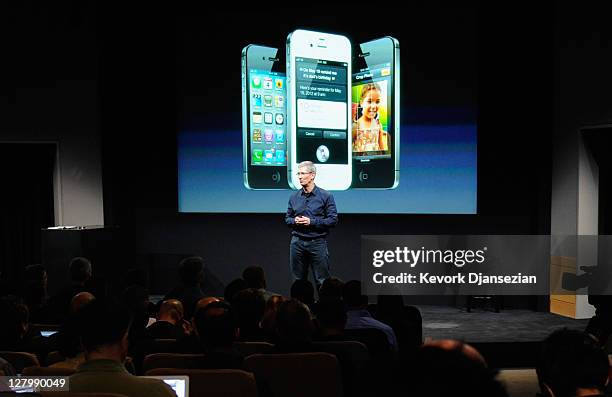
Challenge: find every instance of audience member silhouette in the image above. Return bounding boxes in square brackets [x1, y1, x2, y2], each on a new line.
[49, 291, 96, 369]
[243, 265, 277, 301]
[48, 257, 94, 323]
[273, 298, 357, 395]
[192, 300, 244, 369]
[0, 295, 32, 351]
[233, 288, 266, 341]
[22, 264, 49, 323]
[313, 297, 391, 363]
[537, 329, 609, 397]
[174, 296, 220, 353]
[164, 256, 206, 320]
[194, 296, 220, 313]
[145, 299, 185, 340]
[318, 277, 344, 300]
[343, 280, 398, 352]
[123, 285, 153, 340]
[224, 278, 248, 304]
[69, 299, 175, 397]
[0, 295, 52, 359]
[274, 299, 315, 350]
[261, 295, 285, 340]
[314, 297, 347, 339]
[374, 294, 423, 354]
[290, 279, 315, 310]
[71, 291, 95, 312]
[401, 339, 508, 397]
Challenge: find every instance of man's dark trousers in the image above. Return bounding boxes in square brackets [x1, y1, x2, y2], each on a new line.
[289, 235, 330, 289]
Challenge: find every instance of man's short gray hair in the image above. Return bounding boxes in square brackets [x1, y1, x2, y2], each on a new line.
[69, 257, 92, 283]
[298, 161, 316, 174]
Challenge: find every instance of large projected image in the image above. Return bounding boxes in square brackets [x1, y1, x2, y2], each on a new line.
[178, 27, 477, 214]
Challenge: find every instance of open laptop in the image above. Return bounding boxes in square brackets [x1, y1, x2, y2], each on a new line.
[142, 375, 189, 397]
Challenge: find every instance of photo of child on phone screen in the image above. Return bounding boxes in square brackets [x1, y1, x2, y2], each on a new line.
[352, 81, 390, 156]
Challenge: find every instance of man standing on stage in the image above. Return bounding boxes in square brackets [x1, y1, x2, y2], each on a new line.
[285, 161, 338, 290]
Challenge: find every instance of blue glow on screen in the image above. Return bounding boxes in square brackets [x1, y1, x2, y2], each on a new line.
[178, 107, 476, 214]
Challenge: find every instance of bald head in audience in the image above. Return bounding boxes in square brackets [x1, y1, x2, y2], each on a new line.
[402, 338, 507, 397]
[158, 299, 184, 325]
[70, 292, 95, 314]
[194, 296, 220, 315]
[146, 299, 188, 340]
[424, 339, 487, 365]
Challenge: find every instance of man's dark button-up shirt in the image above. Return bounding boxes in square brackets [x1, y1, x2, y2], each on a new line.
[285, 185, 338, 239]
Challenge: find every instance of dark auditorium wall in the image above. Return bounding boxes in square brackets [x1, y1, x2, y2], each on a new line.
[551, 4, 612, 236]
[548, 5, 612, 318]
[1, 3, 104, 227]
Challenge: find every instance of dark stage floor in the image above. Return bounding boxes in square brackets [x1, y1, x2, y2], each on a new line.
[418, 305, 589, 343]
[417, 305, 590, 367]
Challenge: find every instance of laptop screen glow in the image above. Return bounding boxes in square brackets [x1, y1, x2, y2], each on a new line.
[142, 376, 189, 397]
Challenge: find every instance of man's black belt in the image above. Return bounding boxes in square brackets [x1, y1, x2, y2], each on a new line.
[294, 235, 326, 241]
